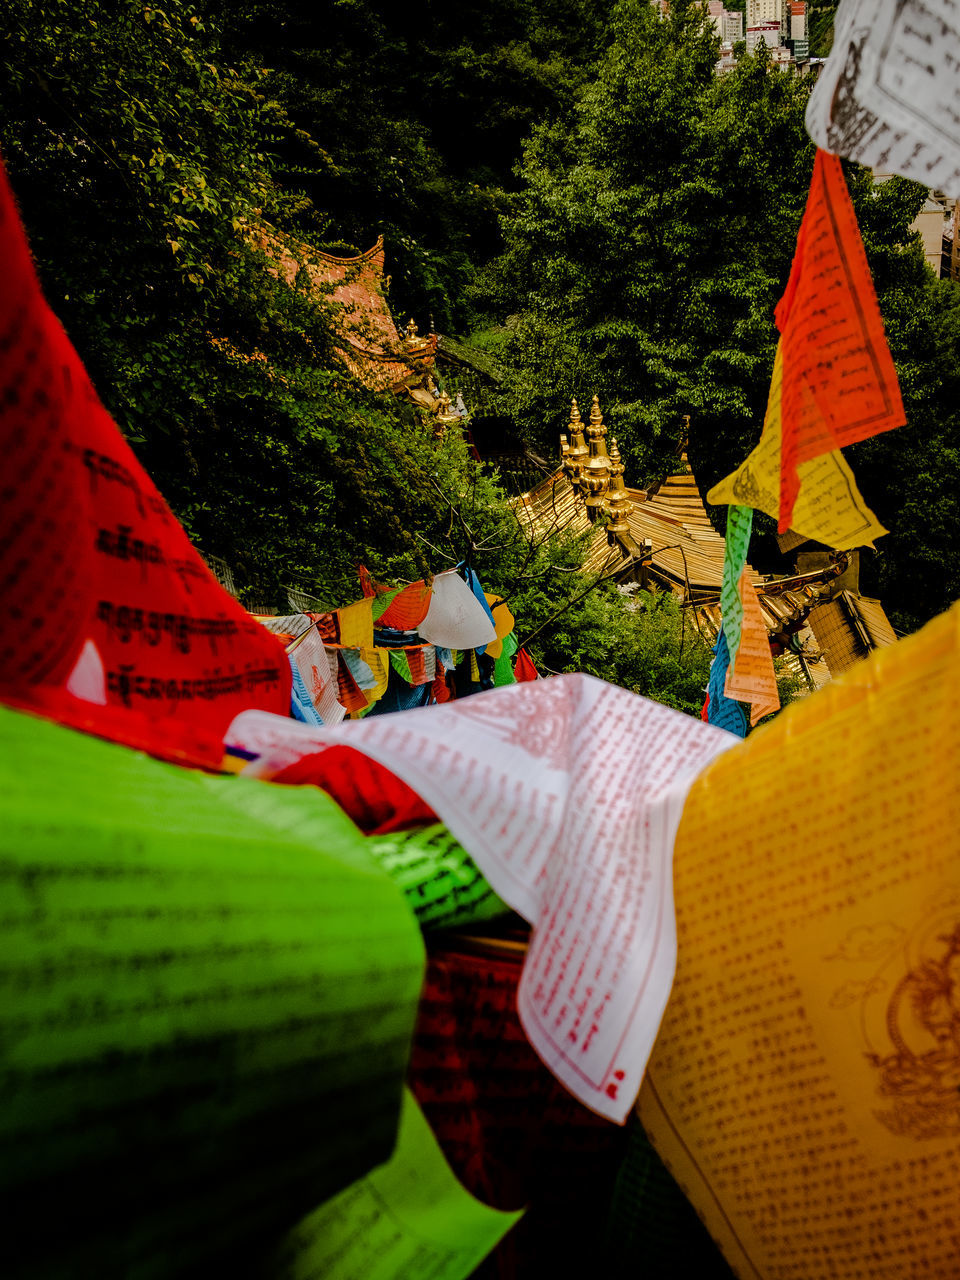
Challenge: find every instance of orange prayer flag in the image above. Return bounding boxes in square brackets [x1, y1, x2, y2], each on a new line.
[775, 150, 905, 532]
[723, 571, 779, 726]
[377, 580, 433, 631]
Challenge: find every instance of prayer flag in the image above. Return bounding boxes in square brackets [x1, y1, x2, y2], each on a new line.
[708, 340, 887, 551]
[640, 599, 960, 1279]
[0, 157, 289, 767]
[775, 150, 904, 531]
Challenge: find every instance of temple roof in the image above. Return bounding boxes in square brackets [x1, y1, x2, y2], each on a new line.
[515, 450, 897, 691]
[255, 227, 437, 393]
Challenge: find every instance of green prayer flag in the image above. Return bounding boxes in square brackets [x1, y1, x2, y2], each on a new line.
[275, 1088, 522, 1280]
[367, 823, 510, 930]
[0, 705, 425, 1279]
[388, 647, 413, 684]
[493, 631, 519, 687]
[720, 504, 753, 663]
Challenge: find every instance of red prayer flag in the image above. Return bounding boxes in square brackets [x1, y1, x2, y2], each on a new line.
[775, 150, 905, 531]
[272, 744, 438, 833]
[0, 158, 289, 766]
[513, 648, 539, 682]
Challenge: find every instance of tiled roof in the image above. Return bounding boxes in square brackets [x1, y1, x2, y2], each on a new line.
[514, 457, 898, 691]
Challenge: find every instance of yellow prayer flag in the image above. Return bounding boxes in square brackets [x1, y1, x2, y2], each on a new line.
[338, 597, 374, 649]
[639, 602, 960, 1280]
[723, 569, 779, 725]
[707, 342, 887, 551]
[483, 593, 516, 660]
[359, 647, 389, 706]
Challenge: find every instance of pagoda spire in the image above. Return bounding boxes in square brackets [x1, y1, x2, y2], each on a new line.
[583, 395, 611, 522]
[563, 398, 588, 497]
[604, 437, 641, 557]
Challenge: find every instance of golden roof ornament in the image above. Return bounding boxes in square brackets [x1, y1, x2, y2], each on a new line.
[564, 398, 588, 496]
[583, 394, 611, 522]
[405, 317, 419, 342]
[604, 436, 640, 557]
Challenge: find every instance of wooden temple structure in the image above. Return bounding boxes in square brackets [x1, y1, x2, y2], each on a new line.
[515, 396, 897, 692]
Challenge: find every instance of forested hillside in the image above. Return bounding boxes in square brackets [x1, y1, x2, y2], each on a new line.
[1, 0, 958, 701]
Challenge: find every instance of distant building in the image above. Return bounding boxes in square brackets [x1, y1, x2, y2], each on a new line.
[746, 20, 782, 49]
[746, 0, 785, 31]
[723, 8, 745, 41]
[874, 174, 958, 277]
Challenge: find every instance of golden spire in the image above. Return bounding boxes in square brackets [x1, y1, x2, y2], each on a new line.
[583, 394, 611, 522]
[564, 398, 588, 497]
[405, 317, 419, 342]
[605, 437, 640, 557]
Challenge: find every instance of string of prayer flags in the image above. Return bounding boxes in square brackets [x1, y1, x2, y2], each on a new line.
[638, 598, 960, 1280]
[419, 570, 498, 650]
[0, 157, 289, 767]
[710, 505, 779, 731]
[775, 150, 905, 532]
[707, 340, 887, 551]
[273, 1090, 522, 1280]
[806, 0, 960, 199]
[226, 674, 738, 1122]
[367, 823, 510, 930]
[0, 702, 424, 1278]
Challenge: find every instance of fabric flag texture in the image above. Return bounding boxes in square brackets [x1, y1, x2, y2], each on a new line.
[774, 150, 905, 531]
[806, 0, 960, 199]
[0, 157, 289, 768]
[419, 571, 498, 650]
[707, 340, 887, 551]
[226, 674, 738, 1122]
[273, 1089, 522, 1280]
[367, 822, 510, 930]
[408, 944, 630, 1279]
[290, 627, 345, 725]
[513, 648, 539, 682]
[0, 703, 425, 1279]
[289, 654, 324, 726]
[639, 600, 960, 1280]
[706, 630, 750, 740]
[723, 571, 779, 727]
[719, 505, 753, 665]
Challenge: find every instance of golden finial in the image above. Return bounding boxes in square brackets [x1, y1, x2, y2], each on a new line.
[583, 395, 611, 522]
[564, 397, 588, 495]
[405, 317, 419, 342]
[605, 436, 641, 557]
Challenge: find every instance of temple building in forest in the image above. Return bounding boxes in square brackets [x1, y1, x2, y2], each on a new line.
[256, 227, 468, 430]
[516, 397, 897, 692]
